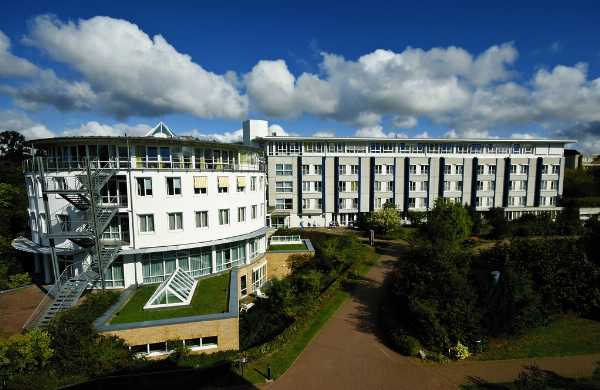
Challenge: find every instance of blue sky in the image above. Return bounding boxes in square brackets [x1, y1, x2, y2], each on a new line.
[1, 0, 600, 152]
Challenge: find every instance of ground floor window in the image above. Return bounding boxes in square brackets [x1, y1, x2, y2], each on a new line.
[249, 238, 259, 260]
[129, 337, 219, 356]
[103, 256, 124, 287]
[216, 242, 245, 271]
[252, 262, 266, 291]
[178, 247, 212, 277]
[141, 248, 212, 283]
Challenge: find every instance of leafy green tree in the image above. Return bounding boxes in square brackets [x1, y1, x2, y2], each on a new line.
[465, 203, 483, 235]
[563, 167, 599, 198]
[419, 198, 472, 248]
[0, 328, 54, 380]
[368, 203, 401, 235]
[0, 131, 27, 162]
[485, 207, 511, 239]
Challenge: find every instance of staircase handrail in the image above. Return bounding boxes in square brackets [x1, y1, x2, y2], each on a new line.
[23, 257, 97, 331]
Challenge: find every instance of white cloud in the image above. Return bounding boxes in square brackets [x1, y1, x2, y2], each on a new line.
[313, 129, 337, 137]
[268, 124, 294, 136]
[60, 122, 151, 137]
[509, 133, 542, 139]
[180, 128, 244, 143]
[0, 31, 39, 79]
[391, 115, 418, 129]
[354, 125, 389, 138]
[20, 15, 248, 120]
[443, 128, 499, 139]
[0, 109, 54, 140]
[244, 59, 338, 118]
[413, 131, 430, 138]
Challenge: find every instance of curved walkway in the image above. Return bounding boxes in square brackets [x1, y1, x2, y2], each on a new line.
[262, 234, 600, 389]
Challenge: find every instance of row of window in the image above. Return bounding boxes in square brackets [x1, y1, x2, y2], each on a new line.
[138, 206, 263, 233]
[136, 176, 263, 197]
[268, 142, 547, 155]
[141, 240, 261, 283]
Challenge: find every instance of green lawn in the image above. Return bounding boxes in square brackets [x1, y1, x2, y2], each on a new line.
[268, 243, 308, 251]
[232, 251, 383, 384]
[479, 314, 600, 361]
[109, 273, 230, 325]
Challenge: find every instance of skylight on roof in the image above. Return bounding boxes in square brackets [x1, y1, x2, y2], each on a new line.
[146, 122, 176, 138]
[143, 267, 197, 309]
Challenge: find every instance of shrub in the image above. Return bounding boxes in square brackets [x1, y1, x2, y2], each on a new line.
[7, 272, 31, 289]
[451, 341, 469, 360]
[394, 334, 421, 356]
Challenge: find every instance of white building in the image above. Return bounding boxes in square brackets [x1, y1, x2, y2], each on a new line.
[242, 120, 575, 227]
[14, 123, 270, 330]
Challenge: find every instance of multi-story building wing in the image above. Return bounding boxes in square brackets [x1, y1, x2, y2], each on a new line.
[14, 123, 269, 330]
[242, 120, 574, 227]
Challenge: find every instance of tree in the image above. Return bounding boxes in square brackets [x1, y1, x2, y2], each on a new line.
[485, 207, 511, 239]
[368, 203, 402, 235]
[514, 364, 547, 390]
[465, 203, 483, 235]
[0, 328, 53, 381]
[419, 198, 472, 248]
[0, 131, 27, 162]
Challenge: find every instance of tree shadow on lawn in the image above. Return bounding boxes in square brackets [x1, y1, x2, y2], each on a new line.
[464, 367, 597, 390]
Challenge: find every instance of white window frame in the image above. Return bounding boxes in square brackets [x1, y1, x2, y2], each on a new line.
[219, 209, 230, 225]
[195, 211, 208, 228]
[168, 213, 183, 231]
[139, 214, 155, 233]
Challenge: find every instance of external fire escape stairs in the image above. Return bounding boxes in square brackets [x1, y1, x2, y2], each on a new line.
[24, 159, 122, 331]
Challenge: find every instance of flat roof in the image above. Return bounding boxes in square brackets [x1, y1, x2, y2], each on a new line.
[256, 136, 576, 144]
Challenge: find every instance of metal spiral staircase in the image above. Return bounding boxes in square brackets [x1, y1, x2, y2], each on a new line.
[24, 159, 122, 331]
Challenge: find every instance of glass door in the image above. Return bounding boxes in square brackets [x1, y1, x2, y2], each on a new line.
[240, 275, 248, 297]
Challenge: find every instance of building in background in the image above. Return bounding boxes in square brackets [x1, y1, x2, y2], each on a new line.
[243, 120, 575, 227]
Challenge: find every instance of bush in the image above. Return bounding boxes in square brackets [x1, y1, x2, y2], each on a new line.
[451, 341, 469, 360]
[7, 272, 31, 289]
[394, 334, 421, 356]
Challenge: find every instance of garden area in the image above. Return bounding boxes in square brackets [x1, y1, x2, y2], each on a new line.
[380, 197, 600, 368]
[108, 272, 230, 325]
[0, 230, 380, 389]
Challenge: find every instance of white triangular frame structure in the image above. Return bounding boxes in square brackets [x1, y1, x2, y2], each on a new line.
[146, 122, 176, 138]
[143, 267, 198, 310]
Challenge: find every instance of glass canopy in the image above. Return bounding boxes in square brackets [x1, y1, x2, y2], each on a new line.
[143, 267, 197, 310]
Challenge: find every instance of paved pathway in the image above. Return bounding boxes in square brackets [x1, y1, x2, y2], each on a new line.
[260, 235, 600, 389]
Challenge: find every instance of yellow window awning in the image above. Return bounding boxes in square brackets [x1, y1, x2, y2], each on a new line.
[237, 176, 246, 187]
[194, 176, 208, 189]
[218, 176, 230, 187]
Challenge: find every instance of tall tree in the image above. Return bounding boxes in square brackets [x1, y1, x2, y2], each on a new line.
[419, 198, 472, 248]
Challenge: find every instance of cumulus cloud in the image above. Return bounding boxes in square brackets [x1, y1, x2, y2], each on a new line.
[0, 109, 54, 140]
[20, 15, 247, 120]
[0, 31, 39, 78]
[244, 59, 338, 118]
[180, 128, 244, 143]
[313, 128, 337, 137]
[443, 128, 499, 139]
[60, 122, 151, 137]
[391, 115, 418, 129]
[550, 122, 600, 154]
[354, 125, 389, 138]
[413, 131, 430, 138]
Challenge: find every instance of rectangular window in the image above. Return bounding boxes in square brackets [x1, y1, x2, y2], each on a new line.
[315, 198, 322, 209]
[542, 165, 549, 174]
[456, 181, 463, 191]
[237, 176, 246, 193]
[471, 144, 482, 153]
[409, 165, 416, 174]
[419, 181, 428, 192]
[511, 165, 518, 174]
[304, 142, 323, 153]
[252, 263, 267, 291]
[489, 166, 496, 175]
[375, 165, 383, 174]
[521, 166, 528, 175]
[168, 213, 183, 231]
[219, 209, 229, 225]
[251, 205, 257, 219]
[195, 211, 208, 228]
[408, 198, 416, 208]
[275, 164, 293, 175]
[370, 143, 381, 153]
[314, 181, 322, 192]
[444, 181, 451, 191]
[444, 165, 452, 175]
[552, 165, 559, 174]
[350, 182, 358, 192]
[276, 199, 293, 210]
[217, 176, 229, 193]
[456, 165, 463, 174]
[477, 181, 484, 191]
[375, 181, 382, 191]
[276, 181, 293, 193]
[383, 143, 394, 153]
[166, 178, 181, 196]
[302, 181, 311, 192]
[314, 165, 322, 175]
[249, 239, 259, 259]
[339, 182, 347, 192]
[302, 199, 310, 210]
[194, 176, 208, 195]
[478, 166, 485, 175]
[302, 165, 310, 174]
[409, 181, 416, 191]
[238, 207, 245, 223]
[250, 177, 257, 191]
[139, 214, 154, 233]
[339, 165, 347, 175]
[137, 178, 152, 196]
[351, 165, 359, 174]
[216, 242, 245, 271]
[421, 165, 428, 175]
